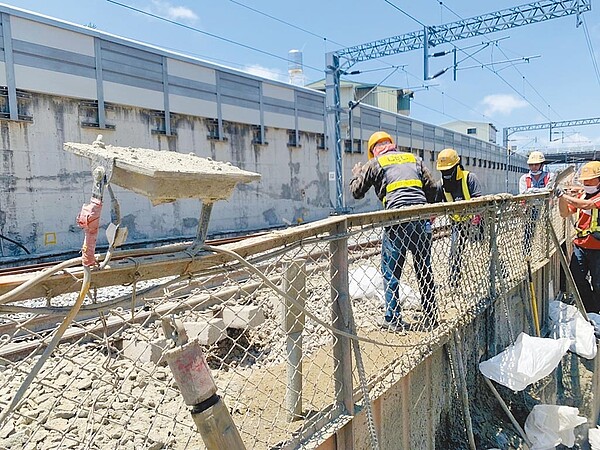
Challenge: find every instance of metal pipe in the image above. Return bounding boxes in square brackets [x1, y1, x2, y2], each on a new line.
[483, 376, 531, 448]
[453, 332, 476, 450]
[282, 259, 306, 421]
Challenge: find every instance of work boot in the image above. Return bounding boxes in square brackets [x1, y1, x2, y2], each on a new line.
[377, 317, 411, 333]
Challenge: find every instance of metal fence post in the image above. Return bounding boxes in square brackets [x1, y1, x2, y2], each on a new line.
[330, 218, 354, 448]
[282, 259, 306, 422]
[487, 204, 499, 356]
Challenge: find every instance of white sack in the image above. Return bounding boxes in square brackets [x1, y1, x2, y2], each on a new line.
[348, 265, 421, 309]
[479, 333, 570, 391]
[524, 404, 586, 450]
[589, 426, 600, 450]
[588, 312, 600, 335]
[549, 301, 597, 359]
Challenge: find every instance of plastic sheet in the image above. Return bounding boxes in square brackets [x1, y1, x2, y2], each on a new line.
[479, 333, 570, 391]
[348, 265, 421, 309]
[588, 312, 600, 337]
[524, 405, 586, 450]
[549, 301, 597, 359]
[589, 426, 600, 450]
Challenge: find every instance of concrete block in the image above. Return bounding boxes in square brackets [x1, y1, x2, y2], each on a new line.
[183, 319, 227, 346]
[222, 305, 265, 329]
[123, 338, 170, 365]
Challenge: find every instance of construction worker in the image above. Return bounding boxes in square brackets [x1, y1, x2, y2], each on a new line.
[519, 151, 555, 256]
[435, 148, 482, 287]
[350, 131, 438, 332]
[557, 161, 600, 313]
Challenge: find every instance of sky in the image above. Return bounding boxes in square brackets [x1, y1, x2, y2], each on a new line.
[3, 0, 600, 155]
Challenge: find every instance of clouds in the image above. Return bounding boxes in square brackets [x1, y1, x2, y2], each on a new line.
[243, 64, 288, 82]
[149, 0, 197, 23]
[481, 94, 529, 116]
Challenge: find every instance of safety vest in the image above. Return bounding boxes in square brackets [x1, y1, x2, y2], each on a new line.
[525, 172, 550, 189]
[377, 153, 423, 206]
[575, 192, 600, 238]
[443, 171, 472, 222]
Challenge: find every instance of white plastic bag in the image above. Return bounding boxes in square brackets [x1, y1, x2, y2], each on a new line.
[524, 404, 586, 450]
[348, 265, 421, 309]
[479, 333, 570, 391]
[349, 266, 384, 303]
[588, 312, 600, 335]
[589, 425, 600, 450]
[549, 301, 597, 359]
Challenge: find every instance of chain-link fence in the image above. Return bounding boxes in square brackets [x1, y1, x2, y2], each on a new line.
[0, 193, 566, 449]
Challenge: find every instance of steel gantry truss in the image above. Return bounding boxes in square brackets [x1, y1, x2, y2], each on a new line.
[325, 0, 591, 211]
[503, 117, 600, 147]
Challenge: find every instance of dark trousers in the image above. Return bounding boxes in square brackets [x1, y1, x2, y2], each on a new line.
[381, 220, 436, 322]
[569, 244, 600, 313]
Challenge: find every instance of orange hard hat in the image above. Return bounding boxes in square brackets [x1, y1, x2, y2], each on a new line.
[367, 131, 393, 159]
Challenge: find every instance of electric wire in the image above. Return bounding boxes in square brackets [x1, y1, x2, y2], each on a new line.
[439, 1, 594, 142]
[228, 0, 346, 49]
[104, 0, 324, 74]
[581, 16, 600, 89]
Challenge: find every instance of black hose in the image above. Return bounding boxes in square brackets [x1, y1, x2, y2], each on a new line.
[0, 234, 31, 254]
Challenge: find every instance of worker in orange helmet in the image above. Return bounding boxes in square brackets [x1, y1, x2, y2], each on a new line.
[519, 151, 555, 256]
[350, 131, 438, 332]
[435, 148, 482, 288]
[557, 161, 600, 313]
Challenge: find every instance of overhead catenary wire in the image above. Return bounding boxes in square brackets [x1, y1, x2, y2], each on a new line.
[104, 0, 324, 74]
[581, 16, 600, 90]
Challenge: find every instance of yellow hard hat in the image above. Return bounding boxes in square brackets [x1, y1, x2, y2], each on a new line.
[579, 161, 600, 181]
[367, 131, 393, 159]
[437, 148, 460, 171]
[527, 151, 546, 164]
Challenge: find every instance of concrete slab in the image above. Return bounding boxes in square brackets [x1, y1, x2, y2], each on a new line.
[183, 319, 227, 346]
[64, 139, 261, 205]
[222, 305, 265, 329]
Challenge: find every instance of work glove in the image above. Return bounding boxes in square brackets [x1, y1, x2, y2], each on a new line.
[470, 215, 482, 226]
[554, 187, 565, 198]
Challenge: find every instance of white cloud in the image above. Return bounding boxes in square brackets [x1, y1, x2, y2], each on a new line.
[481, 94, 528, 116]
[243, 64, 287, 82]
[150, 0, 198, 23]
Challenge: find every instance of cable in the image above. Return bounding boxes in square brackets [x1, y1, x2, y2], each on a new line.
[0, 233, 30, 254]
[104, 0, 324, 74]
[228, 0, 346, 49]
[432, 1, 568, 131]
[383, 0, 426, 27]
[581, 17, 600, 90]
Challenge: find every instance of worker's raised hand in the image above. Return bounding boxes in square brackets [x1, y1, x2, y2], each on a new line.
[352, 162, 363, 177]
[553, 186, 565, 198]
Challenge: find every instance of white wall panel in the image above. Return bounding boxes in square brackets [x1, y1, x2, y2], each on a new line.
[222, 104, 259, 124]
[11, 17, 95, 56]
[298, 117, 324, 134]
[168, 58, 215, 84]
[104, 81, 163, 110]
[264, 111, 294, 129]
[169, 94, 217, 117]
[14, 65, 96, 99]
[262, 83, 295, 102]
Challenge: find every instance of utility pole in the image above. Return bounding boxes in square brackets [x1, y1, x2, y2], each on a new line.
[326, 0, 591, 212]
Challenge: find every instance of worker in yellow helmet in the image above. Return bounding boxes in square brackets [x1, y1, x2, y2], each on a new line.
[435, 148, 482, 288]
[350, 131, 438, 332]
[557, 160, 600, 313]
[519, 151, 555, 256]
